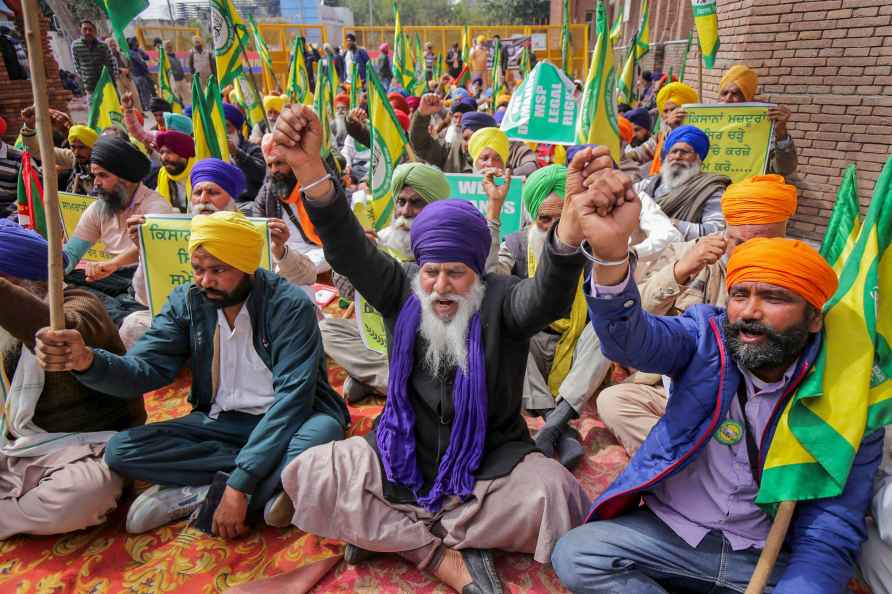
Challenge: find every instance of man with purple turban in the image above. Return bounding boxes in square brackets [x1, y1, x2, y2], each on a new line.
[411, 93, 538, 176]
[272, 104, 592, 594]
[635, 124, 731, 242]
[0, 220, 145, 538]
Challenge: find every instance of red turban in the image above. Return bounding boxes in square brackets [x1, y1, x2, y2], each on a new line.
[155, 130, 196, 159]
[394, 109, 410, 132]
[388, 92, 409, 115]
[334, 93, 350, 108]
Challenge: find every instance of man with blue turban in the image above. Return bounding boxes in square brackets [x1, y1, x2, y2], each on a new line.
[0, 219, 145, 539]
[410, 93, 538, 176]
[36, 210, 349, 538]
[222, 101, 266, 203]
[635, 124, 731, 241]
[272, 104, 591, 594]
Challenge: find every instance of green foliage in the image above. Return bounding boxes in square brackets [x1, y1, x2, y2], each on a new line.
[481, 0, 550, 24]
[330, 0, 488, 26]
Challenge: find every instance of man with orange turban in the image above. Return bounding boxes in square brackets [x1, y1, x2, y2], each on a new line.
[598, 173, 798, 454]
[717, 64, 798, 177]
[552, 167, 882, 594]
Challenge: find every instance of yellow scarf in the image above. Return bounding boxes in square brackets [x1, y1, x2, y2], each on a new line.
[156, 158, 195, 210]
[528, 237, 588, 396]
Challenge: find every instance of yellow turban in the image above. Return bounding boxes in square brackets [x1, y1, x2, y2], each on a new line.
[68, 125, 99, 148]
[263, 95, 285, 114]
[722, 175, 797, 226]
[476, 35, 486, 45]
[468, 127, 509, 165]
[726, 237, 838, 310]
[656, 82, 699, 113]
[188, 211, 263, 274]
[720, 65, 759, 101]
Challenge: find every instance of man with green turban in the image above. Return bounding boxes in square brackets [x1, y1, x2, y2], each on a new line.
[486, 164, 611, 469]
[322, 162, 451, 403]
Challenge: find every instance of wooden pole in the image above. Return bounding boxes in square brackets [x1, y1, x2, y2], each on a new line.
[21, 0, 64, 331]
[698, 38, 703, 99]
[745, 500, 797, 594]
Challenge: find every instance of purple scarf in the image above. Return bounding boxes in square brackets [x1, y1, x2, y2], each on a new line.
[376, 293, 488, 511]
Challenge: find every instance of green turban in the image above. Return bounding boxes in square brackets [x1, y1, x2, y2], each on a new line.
[391, 162, 450, 204]
[523, 164, 567, 219]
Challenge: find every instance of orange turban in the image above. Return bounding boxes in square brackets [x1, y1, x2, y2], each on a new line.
[720, 65, 759, 101]
[721, 175, 797, 225]
[617, 116, 634, 144]
[726, 237, 838, 310]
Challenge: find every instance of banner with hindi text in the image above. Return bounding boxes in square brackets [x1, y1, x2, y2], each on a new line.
[138, 214, 272, 315]
[683, 103, 775, 183]
[58, 192, 112, 263]
[445, 174, 524, 237]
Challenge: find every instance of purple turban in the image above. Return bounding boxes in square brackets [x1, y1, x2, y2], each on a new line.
[0, 219, 66, 281]
[493, 107, 507, 125]
[624, 107, 651, 131]
[222, 102, 245, 130]
[460, 111, 496, 132]
[662, 124, 710, 161]
[379, 198, 491, 511]
[155, 130, 196, 159]
[451, 95, 478, 114]
[410, 200, 491, 274]
[190, 158, 247, 199]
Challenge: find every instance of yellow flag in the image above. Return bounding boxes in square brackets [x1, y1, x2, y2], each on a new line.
[366, 66, 408, 230]
[577, 0, 621, 163]
[87, 66, 123, 133]
[692, 0, 720, 68]
[206, 75, 231, 162]
[210, 0, 246, 86]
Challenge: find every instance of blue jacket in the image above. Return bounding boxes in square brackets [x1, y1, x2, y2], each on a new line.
[74, 269, 350, 495]
[585, 275, 883, 594]
[353, 47, 370, 82]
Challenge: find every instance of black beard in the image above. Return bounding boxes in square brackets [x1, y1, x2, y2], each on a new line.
[164, 160, 188, 175]
[724, 317, 811, 374]
[91, 183, 130, 215]
[271, 172, 298, 199]
[201, 275, 253, 308]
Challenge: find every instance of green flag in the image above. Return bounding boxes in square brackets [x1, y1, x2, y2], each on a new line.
[392, 3, 414, 92]
[95, 0, 148, 51]
[157, 46, 184, 114]
[366, 65, 409, 230]
[635, 0, 650, 59]
[313, 62, 333, 158]
[248, 15, 278, 93]
[616, 41, 636, 105]
[679, 30, 693, 83]
[210, 0, 248, 87]
[192, 76, 224, 160]
[519, 46, 531, 79]
[820, 164, 862, 274]
[350, 61, 361, 109]
[286, 35, 311, 104]
[561, 0, 571, 74]
[491, 38, 503, 104]
[461, 25, 470, 64]
[609, 7, 623, 45]
[87, 66, 123, 133]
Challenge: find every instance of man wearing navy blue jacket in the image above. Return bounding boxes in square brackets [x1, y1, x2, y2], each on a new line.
[550, 165, 883, 594]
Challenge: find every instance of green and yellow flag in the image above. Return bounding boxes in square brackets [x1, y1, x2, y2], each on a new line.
[87, 66, 123, 133]
[350, 61, 361, 109]
[561, 0, 571, 74]
[158, 46, 184, 114]
[635, 0, 650, 59]
[313, 62, 333, 158]
[210, 0, 247, 87]
[577, 0, 621, 163]
[491, 38, 503, 104]
[820, 164, 862, 274]
[616, 41, 636, 105]
[96, 0, 148, 52]
[192, 75, 226, 161]
[609, 7, 623, 45]
[393, 3, 414, 92]
[233, 74, 265, 129]
[692, 0, 720, 69]
[414, 32, 425, 95]
[679, 29, 693, 83]
[365, 66, 409, 230]
[248, 16, 278, 93]
[461, 25, 470, 64]
[286, 35, 312, 104]
[757, 156, 892, 509]
[206, 75, 232, 162]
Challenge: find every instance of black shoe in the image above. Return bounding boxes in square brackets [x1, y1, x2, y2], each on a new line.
[558, 426, 584, 470]
[191, 471, 230, 535]
[534, 400, 576, 458]
[460, 549, 503, 594]
[344, 543, 377, 565]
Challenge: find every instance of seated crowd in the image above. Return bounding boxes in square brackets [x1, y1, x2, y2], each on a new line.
[1, 61, 888, 594]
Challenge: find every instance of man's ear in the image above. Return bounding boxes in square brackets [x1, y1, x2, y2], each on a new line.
[807, 306, 823, 334]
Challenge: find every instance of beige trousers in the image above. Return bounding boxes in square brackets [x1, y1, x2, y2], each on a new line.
[524, 324, 611, 414]
[0, 443, 122, 539]
[596, 382, 667, 455]
[283, 436, 590, 567]
[319, 317, 389, 394]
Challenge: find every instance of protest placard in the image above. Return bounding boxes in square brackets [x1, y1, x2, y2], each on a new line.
[683, 103, 775, 183]
[58, 192, 113, 263]
[499, 62, 578, 145]
[356, 292, 388, 355]
[138, 214, 273, 315]
[445, 174, 524, 236]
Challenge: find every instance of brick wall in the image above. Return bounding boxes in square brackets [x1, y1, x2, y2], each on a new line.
[0, 10, 72, 145]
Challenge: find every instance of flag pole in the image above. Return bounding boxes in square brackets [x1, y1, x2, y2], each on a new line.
[21, 0, 64, 330]
[698, 38, 703, 99]
[745, 500, 797, 594]
[236, 30, 272, 130]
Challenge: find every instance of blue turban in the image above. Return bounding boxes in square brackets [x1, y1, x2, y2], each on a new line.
[0, 219, 67, 281]
[451, 88, 469, 100]
[461, 111, 496, 132]
[624, 107, 651, 131]
[662, 124, 710, 161]
[493, 108, 506, 125]
[184, 106, 193, 118]
[566, 144, 598, 164]
[410, 200, 491, 274]
[190, 158, 247, 199]
[451, 95, 478, 114]
[222, 103, 245, 130]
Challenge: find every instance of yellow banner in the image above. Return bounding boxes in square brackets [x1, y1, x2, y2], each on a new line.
[683, 103, 775, 183]
[355, 292, 387, 354]
[138, 214, 272, 315]
[58, 192, 113, 263]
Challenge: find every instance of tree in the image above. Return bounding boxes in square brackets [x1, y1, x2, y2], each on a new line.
[481, 0, 549, 24]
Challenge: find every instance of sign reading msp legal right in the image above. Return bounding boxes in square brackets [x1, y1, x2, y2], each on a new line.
[445, 174, 524, 236]
[499, 61, 578, 145]
[138, 214, 273, 316]
[683, 103, 775, 183]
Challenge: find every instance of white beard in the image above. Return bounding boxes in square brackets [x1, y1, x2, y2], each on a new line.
[412, 274, 485, 376]
[380, 216, 414, 257]
[527, 224, 549, 261]
[191, 199, 238, 215]
[0, 326, 20, 360]
[661, 158, 702, 192]
[444, 124, 458, 144]
[333, 115, 348, 138]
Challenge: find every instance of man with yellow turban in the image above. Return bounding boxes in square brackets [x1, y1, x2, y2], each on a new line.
[485, 164, 611, 470]
[717, 64, 798, 177]
[36, 210, 350, 537]
[320, 162, 452, 404]
[19, 107, 99, 195]
[552, 167, 882, 594]
[599, 174, 798, 455]
[625, 81, 699, 174]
